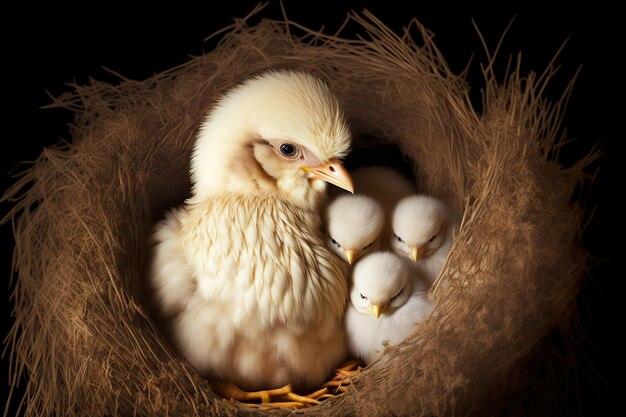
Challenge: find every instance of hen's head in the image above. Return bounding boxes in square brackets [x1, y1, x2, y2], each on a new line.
[190, 70, 353, 207]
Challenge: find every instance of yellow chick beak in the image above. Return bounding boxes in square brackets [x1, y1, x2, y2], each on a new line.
[409, 245, 422, 262]
[343, 249, 359, 265]
[368, 303, 388, 319]
[302, 158, 354, 193]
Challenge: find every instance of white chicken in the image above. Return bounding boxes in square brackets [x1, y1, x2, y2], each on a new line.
[324, 194, 385, 264]
[148, 70, 354, 395]
[390, 195, 458, 284]
[345, 252, 432, 364]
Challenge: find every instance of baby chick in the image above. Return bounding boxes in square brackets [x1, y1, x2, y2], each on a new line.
[345, 252, 432, 364]
[390, 195, 457, 284]
[324, 195, 385, 264]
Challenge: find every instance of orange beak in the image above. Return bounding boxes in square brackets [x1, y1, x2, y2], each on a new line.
[368, 303, 388, 319]
[409, 245, 423, 262]
[343, 249, 358, 265]
[302, 158, 354, 193]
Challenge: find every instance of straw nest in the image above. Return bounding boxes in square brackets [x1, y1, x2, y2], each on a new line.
[3, 8, 593, 417]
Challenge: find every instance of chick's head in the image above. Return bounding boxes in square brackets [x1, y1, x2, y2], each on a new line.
[190, 70, 353, 207]
[325, 195, 384, 264]
[350, 252, 412, 318]
[391, 195, 450, 262]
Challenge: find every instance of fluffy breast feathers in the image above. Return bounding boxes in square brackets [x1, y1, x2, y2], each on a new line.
[179, 194, 348, 325]
[149, 194, 349, 389]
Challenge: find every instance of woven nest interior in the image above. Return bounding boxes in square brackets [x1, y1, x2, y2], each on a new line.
[3, 9, 592, 417]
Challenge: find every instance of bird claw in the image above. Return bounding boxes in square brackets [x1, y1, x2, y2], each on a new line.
[210, 359, 362, 407]
[324, 378, 351, 388]
[338, 369, 360, 377]
[304, 387, 328, 398]
[210, 381, 292, 403]
[336, 359, 360, 371]
[274, 392, 321, 405]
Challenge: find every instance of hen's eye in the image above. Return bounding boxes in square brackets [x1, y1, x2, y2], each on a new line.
[279, 143, 299, 158]
[428, 234, 437, 243]
[359, 292, 368, 300]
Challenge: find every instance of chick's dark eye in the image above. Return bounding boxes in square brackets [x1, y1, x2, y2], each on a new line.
[395, 234, 403, 243]
[359, 292, 367, 300]
[428, 234, 437, 243]
[363, 242, 373, 250]
[390, 288, 404, 301]
[279, 143, 298, 158]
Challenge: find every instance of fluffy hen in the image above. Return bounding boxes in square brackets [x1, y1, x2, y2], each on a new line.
[149, 70, 354, 391]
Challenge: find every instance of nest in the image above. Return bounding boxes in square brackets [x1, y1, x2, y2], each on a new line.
[3, 8, 593, 417]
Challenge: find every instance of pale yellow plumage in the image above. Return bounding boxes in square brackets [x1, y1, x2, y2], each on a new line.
[148, 70, 353, 391]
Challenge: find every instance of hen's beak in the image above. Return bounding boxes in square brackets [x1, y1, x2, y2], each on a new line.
[302, 158, 354, 193]
[409, 245, 423, 262]
[368, 303, 388, 319]
[343, 249, 358, 265]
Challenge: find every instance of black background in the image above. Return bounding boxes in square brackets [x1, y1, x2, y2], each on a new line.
[1, 2, 616, 415]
